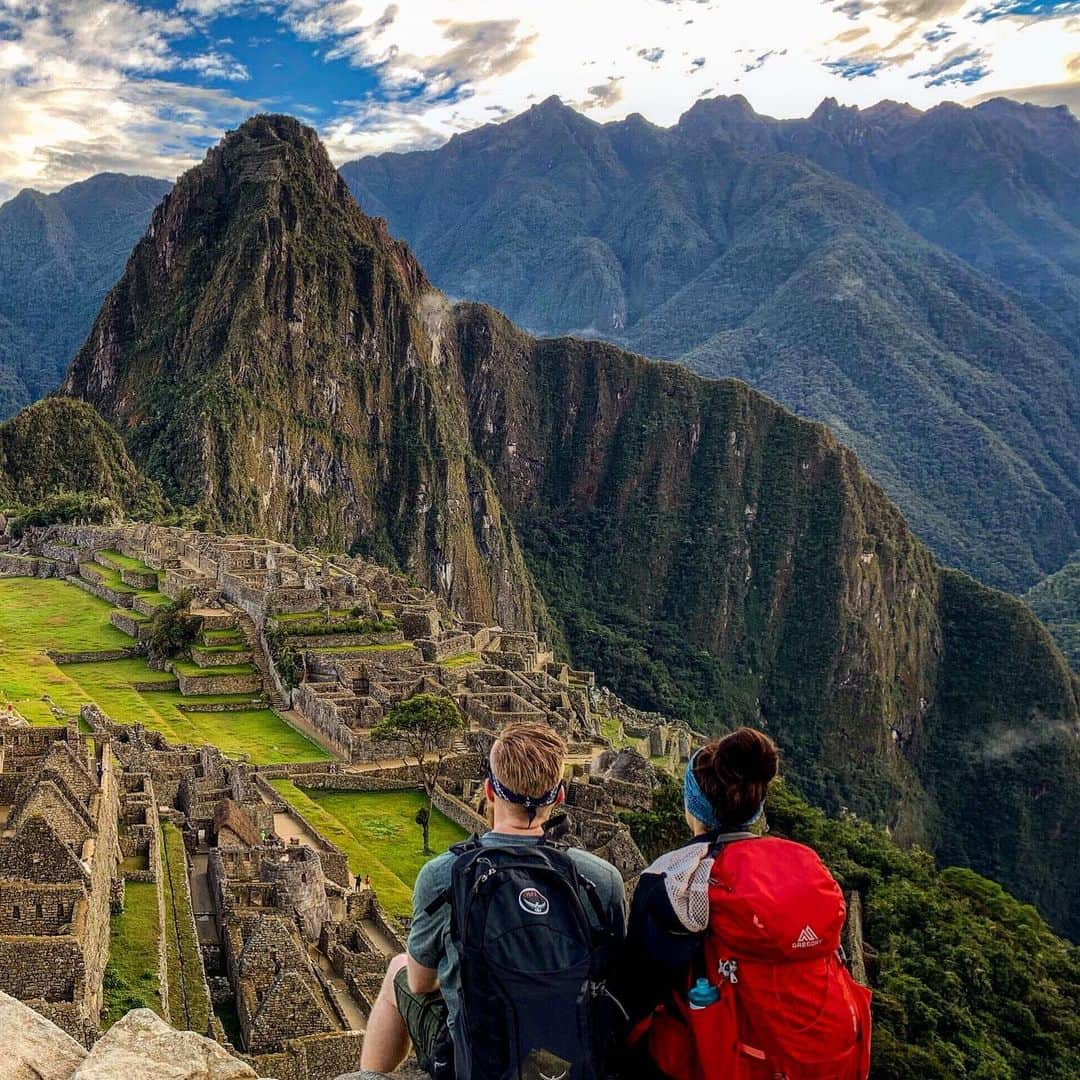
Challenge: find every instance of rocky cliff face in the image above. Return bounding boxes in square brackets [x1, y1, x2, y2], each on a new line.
[60, 116, 1079, 935]
[62, 116, 534, 629]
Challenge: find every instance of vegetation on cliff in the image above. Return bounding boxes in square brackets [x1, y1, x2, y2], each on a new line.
[343, 94, 1080, 593]
[457, 303, 1080, 936]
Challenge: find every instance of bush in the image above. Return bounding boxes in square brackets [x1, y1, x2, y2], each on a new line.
[9, 491, 121, 537]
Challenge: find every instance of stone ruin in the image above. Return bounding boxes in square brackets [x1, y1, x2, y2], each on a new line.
[0, 524, 689, 1078]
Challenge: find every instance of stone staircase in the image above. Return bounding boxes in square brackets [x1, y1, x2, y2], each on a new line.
[235, 610, 290, 710]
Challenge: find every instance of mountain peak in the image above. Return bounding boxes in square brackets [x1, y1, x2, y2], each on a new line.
[677, 93, 762, 129]
[532, 94, 568, 112]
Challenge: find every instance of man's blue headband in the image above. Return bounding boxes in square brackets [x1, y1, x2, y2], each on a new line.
[683, 749, 765, 830]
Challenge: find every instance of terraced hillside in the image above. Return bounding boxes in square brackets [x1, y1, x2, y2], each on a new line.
[0, 571, 328, 763]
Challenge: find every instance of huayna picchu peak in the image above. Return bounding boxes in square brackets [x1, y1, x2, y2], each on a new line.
[49, 115, 1080, 942]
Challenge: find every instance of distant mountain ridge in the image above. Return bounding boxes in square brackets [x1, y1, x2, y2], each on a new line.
[341, 94, 1080, 593]
[0, 173, 170, 419]
[58, 115, 1080, 937]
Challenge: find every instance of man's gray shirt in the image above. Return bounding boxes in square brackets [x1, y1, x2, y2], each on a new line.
[407, 832, 627, 1034]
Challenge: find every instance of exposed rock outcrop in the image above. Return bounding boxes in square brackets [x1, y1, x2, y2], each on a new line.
[0, 991, 87, 1080]
[0, 995, 256, 1080]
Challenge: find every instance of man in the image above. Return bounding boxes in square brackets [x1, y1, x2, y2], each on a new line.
[360, 721, 627, 1077]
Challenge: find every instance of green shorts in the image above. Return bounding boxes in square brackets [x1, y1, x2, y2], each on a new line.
[393, 966, 451, 1073]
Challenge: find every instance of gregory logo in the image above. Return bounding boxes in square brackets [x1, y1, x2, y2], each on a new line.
[792, 925, 823, 949]
[518, 887, 550, 915]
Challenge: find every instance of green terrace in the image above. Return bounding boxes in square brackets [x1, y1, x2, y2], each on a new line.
[270, 609, 363, 624]
[160, 822, 210, 1033]
[0, 576, 329, 764]
[79, 560, 139, 594]
[440, 652, 481, 668]
[270, 781, 467, 917]
[95, 549, 162, 577]
[102, 880, 162, 1027]
[170, 658, 260, 679]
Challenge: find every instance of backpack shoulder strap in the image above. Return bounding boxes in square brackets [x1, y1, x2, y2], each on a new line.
[707, 830, 759, 857]
[421, 834, 485, 917]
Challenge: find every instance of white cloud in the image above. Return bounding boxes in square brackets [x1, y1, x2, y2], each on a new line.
[0, 0, 1077, 193]
[0, 0, 259, 197]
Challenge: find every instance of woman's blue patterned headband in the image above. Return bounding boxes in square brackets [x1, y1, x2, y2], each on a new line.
[684, 748, 765, 830]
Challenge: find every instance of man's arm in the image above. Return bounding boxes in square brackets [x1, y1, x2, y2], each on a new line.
[406, 858, 449, 994]
[406, 951, 439, 994]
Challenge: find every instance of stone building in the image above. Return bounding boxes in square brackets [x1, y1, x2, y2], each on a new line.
[0, 718, 121, 1044]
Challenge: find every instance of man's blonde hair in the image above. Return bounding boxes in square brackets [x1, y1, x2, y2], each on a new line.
[489, 722, 566, 798]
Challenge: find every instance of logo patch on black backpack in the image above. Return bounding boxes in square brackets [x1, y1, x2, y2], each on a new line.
[518, 887, 550, 915]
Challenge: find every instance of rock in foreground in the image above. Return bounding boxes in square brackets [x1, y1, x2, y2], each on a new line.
[0, 993, 257, 1080]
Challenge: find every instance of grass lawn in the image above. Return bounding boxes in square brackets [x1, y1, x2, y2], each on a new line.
[270, 782, 467, 917]
[0, 578, 328, 763]
[441, 652, 481, 668]
[160, 823, 211, 1034]
[175, 710, 331, 763]
[102, 880, 161, 1026]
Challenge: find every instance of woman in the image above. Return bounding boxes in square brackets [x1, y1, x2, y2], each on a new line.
[621, 728, 871, 1080]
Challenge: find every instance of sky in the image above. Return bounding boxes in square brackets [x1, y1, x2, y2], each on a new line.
[0, 0, 1077, 199]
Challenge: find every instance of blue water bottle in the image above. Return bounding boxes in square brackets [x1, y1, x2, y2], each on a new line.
[688, 977, 720, 1010]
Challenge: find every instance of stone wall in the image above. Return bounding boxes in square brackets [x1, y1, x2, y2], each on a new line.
[109, 610, 151, 641]
[65, 574, 133, 609]
[46, 646, 142, 665]
[432, 786, 486, 834]
[189, 645, 254, 668]
[299, 772, 416, 792]
[0, 937, 86, 1002]
[174, 670, 262, 696]
[81, 744, 121, 1023]
[0, 553, 60, 578]
[247, 1030, 366, 1080]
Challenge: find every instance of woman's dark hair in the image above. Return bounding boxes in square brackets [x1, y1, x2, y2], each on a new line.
[693, 727, 779, 826]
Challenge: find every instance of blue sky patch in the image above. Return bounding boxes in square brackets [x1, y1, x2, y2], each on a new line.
[972, 0, 1080, 20]
[825, 57, 889, 79]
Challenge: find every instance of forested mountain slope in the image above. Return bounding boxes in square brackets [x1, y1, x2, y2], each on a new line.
[0, 397, 168, 529]
[58, 115, 1080, 935]
[342, 95, 1080, 593]
[0, 173, 170, 419]
[1027, 551, 1080, 672]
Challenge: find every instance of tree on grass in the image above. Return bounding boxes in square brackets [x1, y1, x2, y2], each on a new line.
[147, 589, 204, 667]
[372, 693, 466, 854]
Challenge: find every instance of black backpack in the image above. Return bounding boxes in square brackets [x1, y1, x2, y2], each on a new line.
[437, 833, 622, 1080]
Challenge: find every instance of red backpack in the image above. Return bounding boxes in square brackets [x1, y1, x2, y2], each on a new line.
[639, 836, 872, 1080]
